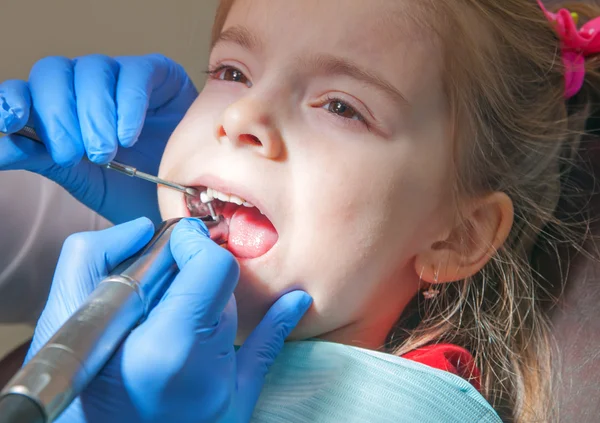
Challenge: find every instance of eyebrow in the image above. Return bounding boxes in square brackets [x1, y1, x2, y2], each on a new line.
[212, 26, 408, 106]
[212, 25, 262, 51]
[302, 54, 409, 106]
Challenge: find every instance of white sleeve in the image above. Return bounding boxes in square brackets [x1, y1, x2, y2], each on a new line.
[0, 171, 111, 324]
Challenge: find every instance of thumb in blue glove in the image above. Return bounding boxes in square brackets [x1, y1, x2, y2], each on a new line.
[165, 218, 313, 422]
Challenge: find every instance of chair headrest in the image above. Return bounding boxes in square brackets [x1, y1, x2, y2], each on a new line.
[543, 136, 600, 422]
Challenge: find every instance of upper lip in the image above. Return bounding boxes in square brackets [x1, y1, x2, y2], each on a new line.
[182, 174, 274, 224]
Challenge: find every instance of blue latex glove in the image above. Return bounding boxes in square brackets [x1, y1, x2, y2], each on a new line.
[27, 218, 312, 423]
[0, 54, 198, 224]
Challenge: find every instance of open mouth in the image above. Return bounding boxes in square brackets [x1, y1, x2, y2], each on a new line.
[186, 187, 279, 259]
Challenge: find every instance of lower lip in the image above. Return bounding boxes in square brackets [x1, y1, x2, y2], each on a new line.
[185, 197, 279, 260]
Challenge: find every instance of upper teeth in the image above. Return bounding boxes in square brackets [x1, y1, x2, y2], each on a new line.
[202, 188, 255, 208]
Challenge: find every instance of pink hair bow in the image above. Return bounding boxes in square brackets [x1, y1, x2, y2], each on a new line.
[538, 0, 600, 99]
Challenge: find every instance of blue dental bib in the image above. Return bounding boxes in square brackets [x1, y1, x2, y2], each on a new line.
[252, 341, 502, 422]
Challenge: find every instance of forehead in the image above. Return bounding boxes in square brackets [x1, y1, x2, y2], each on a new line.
[221, 0, 443, 102]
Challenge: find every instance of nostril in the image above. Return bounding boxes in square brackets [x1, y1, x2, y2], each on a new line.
[240, 134, 262, 146]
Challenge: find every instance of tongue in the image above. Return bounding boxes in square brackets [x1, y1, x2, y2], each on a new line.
[227, 206, 278, 259]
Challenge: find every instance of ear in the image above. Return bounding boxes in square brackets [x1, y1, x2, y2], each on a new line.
[414, 192, 514, 284]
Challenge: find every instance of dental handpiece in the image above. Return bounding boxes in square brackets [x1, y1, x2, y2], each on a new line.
[0, 216, 229, 423]
[2, 125, 199, 198]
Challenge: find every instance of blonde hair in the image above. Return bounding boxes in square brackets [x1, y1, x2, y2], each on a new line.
[210, 1, 600, 421]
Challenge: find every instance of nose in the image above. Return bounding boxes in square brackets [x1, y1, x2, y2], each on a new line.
[215, 96, 284, 159]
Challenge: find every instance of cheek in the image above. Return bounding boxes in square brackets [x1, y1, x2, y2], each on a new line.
[159, 91, 230, 178]
[157, 97, 222, 218]
[283, 139, 452, 327]
[291, 136, 452, 260]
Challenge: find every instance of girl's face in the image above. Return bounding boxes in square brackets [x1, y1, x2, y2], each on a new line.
[158, 0, 454, 347]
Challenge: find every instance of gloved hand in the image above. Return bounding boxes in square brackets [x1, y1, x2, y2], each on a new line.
[27, 218, 312, 423]
[0, 54, 198, 224]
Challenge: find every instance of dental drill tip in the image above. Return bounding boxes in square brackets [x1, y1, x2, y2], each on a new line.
[201, 215, 228, 244]
[206, 201, 217, 220]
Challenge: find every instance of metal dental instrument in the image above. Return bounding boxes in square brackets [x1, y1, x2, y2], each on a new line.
[4, 125, 219, 221]
[3, 125, 203, 201]
[104, 161, 199, 198]
[0, 216, 229, 423]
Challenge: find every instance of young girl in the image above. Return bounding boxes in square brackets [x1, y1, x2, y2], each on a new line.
[154, 1, 600, 421]
[1, 0, 599, 422]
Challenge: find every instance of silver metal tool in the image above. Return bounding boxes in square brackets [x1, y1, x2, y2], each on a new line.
[105, 161, 198, 197]
[0, 216, 229, 423]
[6, 126, 218, 219]
[4, 126, 199, 198]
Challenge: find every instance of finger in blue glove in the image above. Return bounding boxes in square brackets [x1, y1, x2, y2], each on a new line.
[234, 290, 313, 420]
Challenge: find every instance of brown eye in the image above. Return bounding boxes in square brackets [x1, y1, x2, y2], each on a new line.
[218, 67, 251, 87]
[325, 100, 361, 120]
